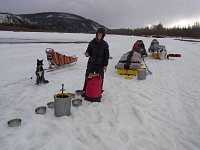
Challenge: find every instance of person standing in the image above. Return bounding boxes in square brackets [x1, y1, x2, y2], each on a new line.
[82, 27, 109, 97]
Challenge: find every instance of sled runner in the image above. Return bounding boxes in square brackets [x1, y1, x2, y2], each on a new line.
[45, 48, 78, 69]
[117, 69, 138, 76]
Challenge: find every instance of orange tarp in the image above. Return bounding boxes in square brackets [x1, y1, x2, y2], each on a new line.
[45, 48, 77, 66]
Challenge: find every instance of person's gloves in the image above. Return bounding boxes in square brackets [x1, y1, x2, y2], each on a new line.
[84, 51, 89, 57]
[103, 66, 107, 72]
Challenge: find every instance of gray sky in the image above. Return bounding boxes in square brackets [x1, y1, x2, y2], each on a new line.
[0, 0, 200, 29]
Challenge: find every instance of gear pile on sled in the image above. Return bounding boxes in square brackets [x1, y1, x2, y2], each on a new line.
[115, 42, 145, 76]
[133, 40, 148, 57]
[148, 39, 181, 60]
[115, 39, 181, 78]
[45, 48, 78, 69]
[148, 39, 168, 60]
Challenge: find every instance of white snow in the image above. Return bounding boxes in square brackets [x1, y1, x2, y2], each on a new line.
[0, 31, 200, 150]
[0, 13, 11, 24]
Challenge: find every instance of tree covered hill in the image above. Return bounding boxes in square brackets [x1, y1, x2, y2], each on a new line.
[0, 12, 106, 33]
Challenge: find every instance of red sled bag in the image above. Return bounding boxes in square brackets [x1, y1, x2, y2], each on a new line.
[85, 75, 102, 102]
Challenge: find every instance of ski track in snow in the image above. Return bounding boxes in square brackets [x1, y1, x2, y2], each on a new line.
[0, 31, 200, 150]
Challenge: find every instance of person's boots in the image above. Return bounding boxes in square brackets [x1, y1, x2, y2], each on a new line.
[81, 91, 85, 97]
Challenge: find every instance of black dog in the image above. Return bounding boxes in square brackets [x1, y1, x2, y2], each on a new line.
[35, 59, 49, 85]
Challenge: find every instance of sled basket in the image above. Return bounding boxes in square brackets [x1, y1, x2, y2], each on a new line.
[45, 48, 78, 68]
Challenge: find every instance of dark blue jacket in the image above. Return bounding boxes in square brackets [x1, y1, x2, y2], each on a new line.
[86, 38, 109, 67]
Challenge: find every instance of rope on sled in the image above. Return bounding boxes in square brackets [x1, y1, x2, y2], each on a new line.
[1, 65, 77, 87]
[1, 78, 32, 87]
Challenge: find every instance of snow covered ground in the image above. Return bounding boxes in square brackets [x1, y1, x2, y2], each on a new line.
[0, 31, 200, 150]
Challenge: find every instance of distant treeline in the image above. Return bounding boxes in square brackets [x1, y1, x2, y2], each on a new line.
[107, 28, 134, 35]
[108, 22, 200, 39]
[0, 23, 60, 32]
[1, 21, 200, 38]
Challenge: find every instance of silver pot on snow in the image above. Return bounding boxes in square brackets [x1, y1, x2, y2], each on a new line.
[54, 92, 71, 117]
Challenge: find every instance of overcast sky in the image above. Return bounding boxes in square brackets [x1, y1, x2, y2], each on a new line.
[0, 0, 200, 29]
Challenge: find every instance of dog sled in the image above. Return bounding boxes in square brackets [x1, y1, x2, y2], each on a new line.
[115, 50, 144, 76]
[148, 39, 181, 60]
[45, 48, 78, 70]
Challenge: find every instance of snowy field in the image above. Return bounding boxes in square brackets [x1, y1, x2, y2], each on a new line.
[0, 31, 200, 150]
